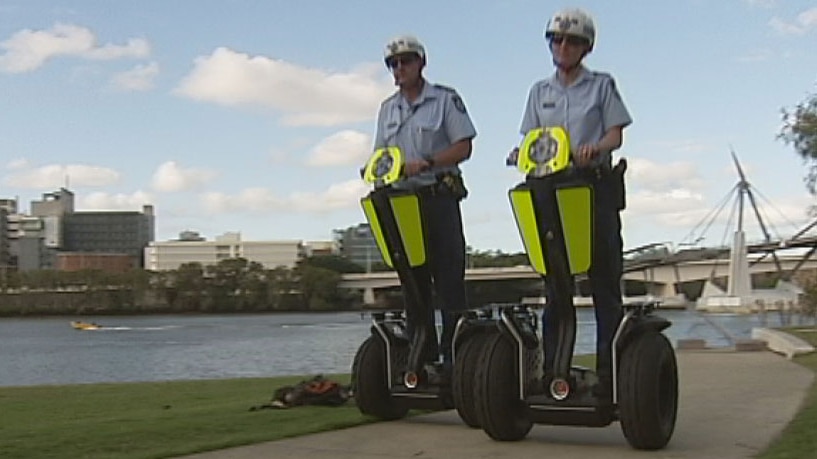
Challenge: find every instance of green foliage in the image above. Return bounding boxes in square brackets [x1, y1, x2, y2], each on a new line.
[757, 327, 817, 459]
[0, 375, 373, 459]
[467, 246, 529, 268]
[300, 254, 365, 274]
[3, 249, 534, 314]
[294, 264, 358, 310]
[780, 91, 817, 194]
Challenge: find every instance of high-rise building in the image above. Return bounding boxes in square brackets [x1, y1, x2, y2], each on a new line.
[0, 199, 19, 271]
[31, 188, 74, 217]
[0, 207, 9, 271]
[62, 205, 155, 267]
[335, 223, 380, 271]
[6, 189, 156, 271]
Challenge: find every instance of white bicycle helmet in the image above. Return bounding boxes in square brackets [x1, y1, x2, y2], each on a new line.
[383, 35, 426, 65]
[544, 8, 596, 50]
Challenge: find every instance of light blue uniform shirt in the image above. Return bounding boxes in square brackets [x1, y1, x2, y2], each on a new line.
[374, 81, 477, 189]
[520, 66, 632, 167]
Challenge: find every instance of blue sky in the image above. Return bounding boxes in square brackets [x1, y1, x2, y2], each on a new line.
[1, 0, 816, 254]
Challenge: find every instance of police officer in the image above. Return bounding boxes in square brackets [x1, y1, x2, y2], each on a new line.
[373, 35, 477, 373]
[517, 9, 632, 401]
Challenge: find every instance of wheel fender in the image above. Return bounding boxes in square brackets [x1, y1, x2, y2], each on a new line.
[616, 316, 671, 355]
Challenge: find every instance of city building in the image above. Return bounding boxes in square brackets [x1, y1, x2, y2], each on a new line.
[0, 206, 9, 273]
[62, 205, 155, 266]
[1, 189, 155, 271]
[303, 240, 336, 257]
[145, 232, 303, 271]
[56, 252, 135, 273]
[335, 223, 380, 271]
[0, 199, 18, 271]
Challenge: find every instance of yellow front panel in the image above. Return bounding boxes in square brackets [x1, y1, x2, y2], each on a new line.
[389, 195, 427, 267]
[556, 186, 592, 274]
[360, 197, 393, 267]
[509, 189, 547, 275]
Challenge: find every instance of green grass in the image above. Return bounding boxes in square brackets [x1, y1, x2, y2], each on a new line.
[0, 374, 375, 459]
[758, 327, 817, 459]
[5, 342, 814, 459]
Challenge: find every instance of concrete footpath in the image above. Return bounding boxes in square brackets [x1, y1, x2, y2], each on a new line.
[179, 350, 814, 459]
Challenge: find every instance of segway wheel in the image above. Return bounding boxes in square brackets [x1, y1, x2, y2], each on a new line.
[618, 330, 678, 450]
[475, 332, 533, 441]
[351, 335, 409, 420]
[452, 335, 487, 428]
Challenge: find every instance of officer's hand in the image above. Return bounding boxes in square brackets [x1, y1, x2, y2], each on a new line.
[359, 166, 365, 179]
[506, 147, 520, 166]
[404, 159, 430, 177]
[574, 144, 598, 167]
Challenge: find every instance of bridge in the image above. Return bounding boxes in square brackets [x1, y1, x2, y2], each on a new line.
[343, 153, 817, 309]
[340, 250, 817, 291]
[340, 235, 817, 306]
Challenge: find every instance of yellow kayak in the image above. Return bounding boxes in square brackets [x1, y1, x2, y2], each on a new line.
[71, 321, 102, 330]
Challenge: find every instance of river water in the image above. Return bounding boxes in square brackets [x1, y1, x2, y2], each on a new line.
[0, 308, 810, 387]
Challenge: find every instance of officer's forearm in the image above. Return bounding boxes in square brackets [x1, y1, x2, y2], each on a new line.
[595, 127, 623, 153]
[428, 138, 473, 167]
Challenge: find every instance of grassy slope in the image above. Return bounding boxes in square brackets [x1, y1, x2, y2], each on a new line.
[757, 327, 817, 459]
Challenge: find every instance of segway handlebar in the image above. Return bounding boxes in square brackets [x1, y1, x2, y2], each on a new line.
[507, 126, 573, 177]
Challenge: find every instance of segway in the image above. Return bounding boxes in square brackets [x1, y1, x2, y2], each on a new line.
[351, 146, 490, 424]
[473, 127, 678, 450]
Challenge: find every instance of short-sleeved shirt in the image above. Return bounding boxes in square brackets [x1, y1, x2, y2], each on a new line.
[374, 81, 477, 189]
[519, 66, 631, 167]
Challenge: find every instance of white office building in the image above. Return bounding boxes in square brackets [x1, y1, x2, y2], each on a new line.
[145, 232, 303, 271]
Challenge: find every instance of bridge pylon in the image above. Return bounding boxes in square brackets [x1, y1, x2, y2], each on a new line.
[696, 151, 801, 313]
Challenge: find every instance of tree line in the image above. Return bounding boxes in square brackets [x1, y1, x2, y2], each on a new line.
[0, 251, 542, 315]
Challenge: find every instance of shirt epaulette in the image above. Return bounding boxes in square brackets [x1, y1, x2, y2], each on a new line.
[433, 84, 457, 94]
[382, 91, 401, 105]
[589, 71, 613, 81]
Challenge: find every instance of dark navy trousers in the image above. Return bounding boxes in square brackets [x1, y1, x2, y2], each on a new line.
[542, 172, 623, 384]
[404, 191, 467, 366]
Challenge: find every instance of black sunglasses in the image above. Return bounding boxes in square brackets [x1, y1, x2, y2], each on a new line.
[386, 54, 419, 69]
[550, 34, 588, 47]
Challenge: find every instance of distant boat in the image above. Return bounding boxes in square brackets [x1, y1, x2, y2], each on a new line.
[71, 321, 102, 331]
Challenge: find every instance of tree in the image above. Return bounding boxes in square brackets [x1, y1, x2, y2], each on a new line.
[780, 90, 817, 194]
[300, 255, 365, 274]
[173, 262, 205, 311]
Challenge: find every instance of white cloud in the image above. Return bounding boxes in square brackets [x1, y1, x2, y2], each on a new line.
[151, 161, 217, 192]
[78, 190, 154, 211]
[306, 130, 371, 167]
[0, 23, 149, 73]
[174, 47, 393, 126]
[770, 7, 817, 35]
[5, 158, 29, 170]
[200, 179, 368, 214]
[111, 61, 159, 91]
[735, 48, 772, 63]
[627, 189, 705, 225]
[744, 0, 777, 8]
[627, 157, 705, 193]
[3, 164, 120, 188]
[290, 180, 370, 212]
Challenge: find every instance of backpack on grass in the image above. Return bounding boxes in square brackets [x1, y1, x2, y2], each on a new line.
[250, 375, 352, 410]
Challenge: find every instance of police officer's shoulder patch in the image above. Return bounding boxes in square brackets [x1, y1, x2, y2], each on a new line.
[434, 84, 467, 113]
[452, 95, 467, 113]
